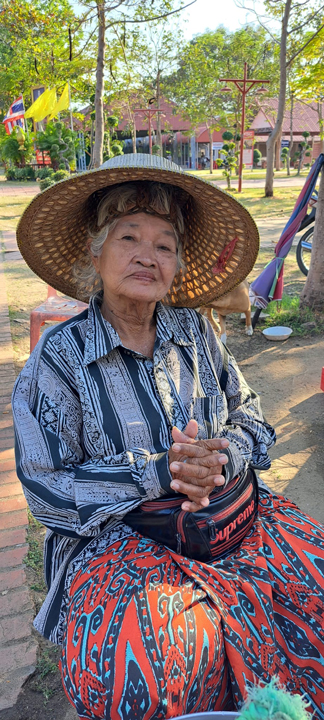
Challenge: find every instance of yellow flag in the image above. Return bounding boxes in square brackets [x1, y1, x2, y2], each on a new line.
[25, 88, 57, 122]
[33, 88, 57, 122]
[25, 89, 49, 119]
[48, 83, 70, 121]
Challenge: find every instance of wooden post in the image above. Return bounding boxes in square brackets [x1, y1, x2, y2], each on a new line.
[238, 62, 247, 193]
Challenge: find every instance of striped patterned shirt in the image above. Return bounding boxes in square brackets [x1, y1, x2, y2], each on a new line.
[12, 296, 275, 643]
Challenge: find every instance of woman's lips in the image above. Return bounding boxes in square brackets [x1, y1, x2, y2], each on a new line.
[131, 272, 155, 281]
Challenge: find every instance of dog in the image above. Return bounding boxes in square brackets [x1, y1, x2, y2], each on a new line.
[198, 279, 253, 344]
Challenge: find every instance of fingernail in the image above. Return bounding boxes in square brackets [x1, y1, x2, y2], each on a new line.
[170, 462, 180, 471]
[221, 439, 229, 447]
[172, 444, 181, 452]
[201, 497, 209, 507]
[218, 455, 228, 463]
[171, 481, 179, 490]
[214, 476, 225, 484]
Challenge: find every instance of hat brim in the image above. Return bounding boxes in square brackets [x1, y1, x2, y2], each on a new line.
[17, 162, 259, 307]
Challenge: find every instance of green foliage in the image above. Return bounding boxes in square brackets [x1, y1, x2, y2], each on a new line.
[52, 169, 70, 181]
[16, 166, 36, 181]
[0, 127, 33, 167]
[222, 131, 233, 141]
[5, 167, 17, 181]
[217, 139, 238, 188]
[0, 0, 94, 111]
[107, 115, 119, 128]
[152, 144, 161, 155]
[36, 167, 54, 180]
[5, 164, 36, 181]
[36, 121, 78, 171]
[164, 25, 278, 133]
[39, 177, 55, 191]
[253, 148, 262, 166]
[262, 294, 324, 337]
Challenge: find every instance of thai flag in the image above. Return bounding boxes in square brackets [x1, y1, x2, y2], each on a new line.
[3, 95, 25, 134]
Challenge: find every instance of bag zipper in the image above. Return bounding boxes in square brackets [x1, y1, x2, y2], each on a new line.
[206, 518, 217, 540]
[175, 510, 187, 554]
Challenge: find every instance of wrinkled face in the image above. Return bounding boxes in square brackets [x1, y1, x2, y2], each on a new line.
[91, 212, 178, 304]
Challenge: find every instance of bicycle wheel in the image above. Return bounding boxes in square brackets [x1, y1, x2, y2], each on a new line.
[296, 226, 313, 276]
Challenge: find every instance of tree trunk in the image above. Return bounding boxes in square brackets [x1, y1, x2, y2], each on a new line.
[275, 134, 281, 171]
[300, 166, 324, 310]
[132, 117, 137, 153]
[209, 127, 213, 174]
[93, 2, 105, 169]
[287, 93, 294, 176]
[265, 0, 291, 196]
[156, 69, 163, 158]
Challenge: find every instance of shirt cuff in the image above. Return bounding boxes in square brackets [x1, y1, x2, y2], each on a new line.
[221, 441, 249, 484]
[151, 451, 173, 494]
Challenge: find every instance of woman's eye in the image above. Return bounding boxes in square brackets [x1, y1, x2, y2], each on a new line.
[158, 245, 172, 252]
[122, 235, 136, 241]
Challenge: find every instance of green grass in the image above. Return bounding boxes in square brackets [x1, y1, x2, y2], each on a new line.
[30, 645, 62, 704]
[0, 195, 33, 233]
[24, 510, 47, 606]
[231, 187, 300, 218]
[186, 167, 309, 181]
[261, 294, 324, 336]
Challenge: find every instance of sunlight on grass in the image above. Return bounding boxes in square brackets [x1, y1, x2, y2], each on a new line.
[261, 294, 324, 336]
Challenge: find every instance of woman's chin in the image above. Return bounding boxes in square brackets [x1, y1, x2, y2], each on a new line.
[118, 284, 165, 303]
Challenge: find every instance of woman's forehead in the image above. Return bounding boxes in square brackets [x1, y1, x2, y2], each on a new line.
[113, 213, 176, 237]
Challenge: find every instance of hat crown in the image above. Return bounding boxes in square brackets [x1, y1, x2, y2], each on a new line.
[100, 153, 182, 174]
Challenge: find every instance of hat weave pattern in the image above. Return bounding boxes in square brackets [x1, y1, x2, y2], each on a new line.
[17, 154, 259, 306]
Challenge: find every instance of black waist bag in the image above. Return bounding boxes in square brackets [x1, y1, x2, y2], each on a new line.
[125, 467, 258, 563]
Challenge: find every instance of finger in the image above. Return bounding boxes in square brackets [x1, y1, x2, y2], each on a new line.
[197, 437, 230, 451]
[183, 419, 198, 439]
[172, 437, 229, 454]
[172, 420, 198, 445]
[186, 454, 228, 470]
[181, 498, 209, 512]
[171, 444, 229, 466]
[171, 477, 224, 497]
[170, 459, 227, 479]
[171, 442, 212, 457]
[170, 461, 210, 481]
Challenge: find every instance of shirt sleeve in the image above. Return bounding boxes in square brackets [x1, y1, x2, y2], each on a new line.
[12, 332, 172, 539]
[202, 315, 276, 482]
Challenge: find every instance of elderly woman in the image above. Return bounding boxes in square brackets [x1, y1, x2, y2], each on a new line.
[13, 155, 324, 720]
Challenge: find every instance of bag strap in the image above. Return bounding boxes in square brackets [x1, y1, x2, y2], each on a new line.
[219, 343, 229, 392]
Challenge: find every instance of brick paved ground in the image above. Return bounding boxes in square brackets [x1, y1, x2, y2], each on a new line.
[0, 250, 38, 711]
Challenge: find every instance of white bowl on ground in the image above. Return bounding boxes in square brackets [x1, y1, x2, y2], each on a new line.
[262, 326, 292, 341]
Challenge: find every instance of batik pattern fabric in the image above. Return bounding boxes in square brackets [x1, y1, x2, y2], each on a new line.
[12, 296, 275, 644]
[60, 488, 324, 720]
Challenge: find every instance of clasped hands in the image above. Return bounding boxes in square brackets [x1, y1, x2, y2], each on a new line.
[168, 419, 229, 513]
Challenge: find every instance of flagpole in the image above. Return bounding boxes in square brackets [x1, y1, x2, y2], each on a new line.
[68, 82, 73, 131]
[22, 97, 29, 136]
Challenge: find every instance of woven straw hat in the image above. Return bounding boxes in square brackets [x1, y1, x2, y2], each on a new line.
[17, 154, 259, 307]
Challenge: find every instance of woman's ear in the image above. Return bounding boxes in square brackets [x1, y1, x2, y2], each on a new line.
[87, 239, 100, 274]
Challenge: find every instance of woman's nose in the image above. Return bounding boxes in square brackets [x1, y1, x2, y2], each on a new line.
[135, 242, 157, 266]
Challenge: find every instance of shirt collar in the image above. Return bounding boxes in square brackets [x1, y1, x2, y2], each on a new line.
[83, 295, 192, 365]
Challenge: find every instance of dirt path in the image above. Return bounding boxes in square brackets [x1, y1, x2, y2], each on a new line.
[231, 329, 324, 523]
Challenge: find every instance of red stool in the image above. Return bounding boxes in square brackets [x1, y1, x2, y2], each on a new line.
[30, 286, 88, 353]
[321, 367, 324, 392]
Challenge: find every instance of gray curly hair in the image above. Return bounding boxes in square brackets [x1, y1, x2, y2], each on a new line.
[74, 180, 188, 295]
